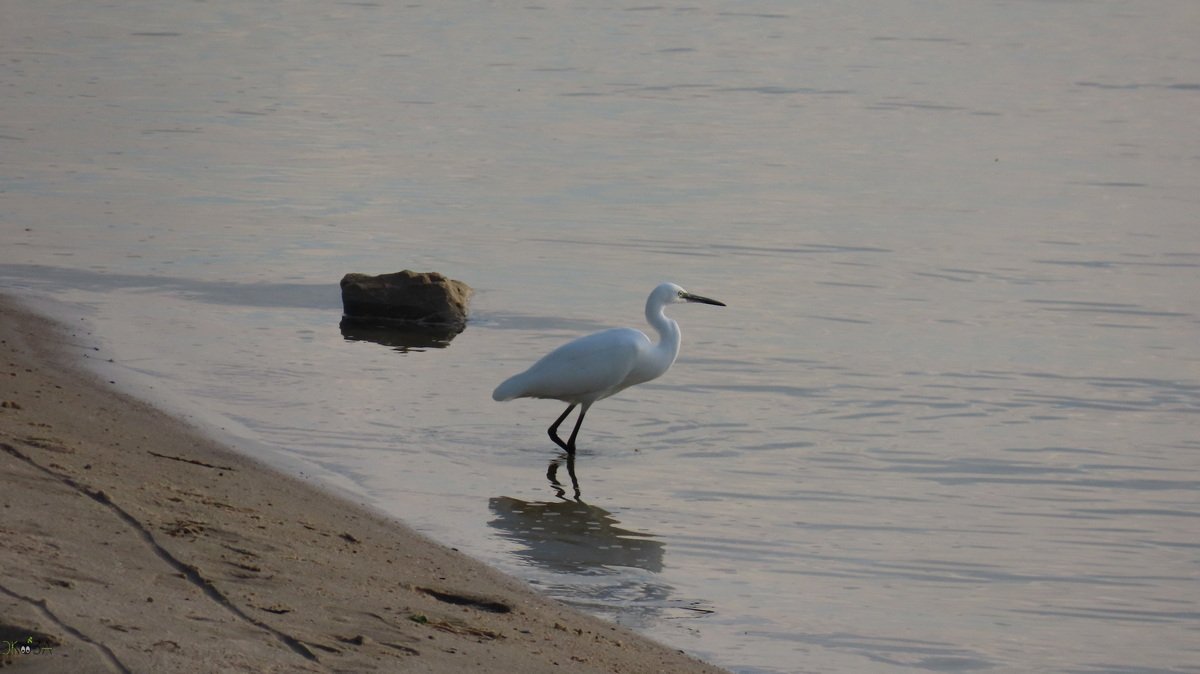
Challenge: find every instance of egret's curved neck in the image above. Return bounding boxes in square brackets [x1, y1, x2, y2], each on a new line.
[645, 298, 681, 373]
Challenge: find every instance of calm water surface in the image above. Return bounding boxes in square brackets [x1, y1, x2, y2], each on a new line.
[3, 1, 1198, 672]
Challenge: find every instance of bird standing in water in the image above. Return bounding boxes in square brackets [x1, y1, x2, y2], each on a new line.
[493, 282, 724, 455]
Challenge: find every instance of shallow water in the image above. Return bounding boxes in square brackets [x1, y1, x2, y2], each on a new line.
[3, 1, 1199, 671]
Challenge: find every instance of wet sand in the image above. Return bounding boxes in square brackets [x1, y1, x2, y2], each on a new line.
[0, 294, 725, 673]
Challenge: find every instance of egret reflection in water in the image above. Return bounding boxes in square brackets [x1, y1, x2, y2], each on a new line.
[488, 495, 706, 629]
[487, 495, 664, 574]
[547, 454, 581, 500]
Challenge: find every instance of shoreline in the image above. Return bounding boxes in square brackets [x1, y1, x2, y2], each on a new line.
[0, 293, 725, 673]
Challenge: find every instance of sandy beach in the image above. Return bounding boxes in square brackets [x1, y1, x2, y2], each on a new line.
[0, 294, 726, 673]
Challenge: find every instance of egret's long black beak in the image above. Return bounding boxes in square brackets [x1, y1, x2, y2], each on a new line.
[681, 292, 725, 307]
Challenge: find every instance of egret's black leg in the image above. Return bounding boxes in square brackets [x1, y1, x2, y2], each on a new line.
[564, 403, 590, 456]
[548, 404, 577, 452]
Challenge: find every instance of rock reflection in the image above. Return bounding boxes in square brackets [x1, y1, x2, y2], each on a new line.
[338, 318, 460, 352]
[487, 496, 664, 574]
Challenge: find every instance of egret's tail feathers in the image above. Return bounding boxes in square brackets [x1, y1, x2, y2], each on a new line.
[492, 374, 526, 402]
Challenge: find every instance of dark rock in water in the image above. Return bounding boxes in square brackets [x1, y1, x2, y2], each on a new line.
[340, 271, 472, 329]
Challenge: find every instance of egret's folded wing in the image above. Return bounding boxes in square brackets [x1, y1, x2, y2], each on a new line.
[494, 328, 647, 402]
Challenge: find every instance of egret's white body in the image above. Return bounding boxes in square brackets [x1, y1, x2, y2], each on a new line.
[493, 282, 724, 454]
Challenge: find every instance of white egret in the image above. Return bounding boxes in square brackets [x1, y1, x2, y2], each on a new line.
[493, 282, 724, 455]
